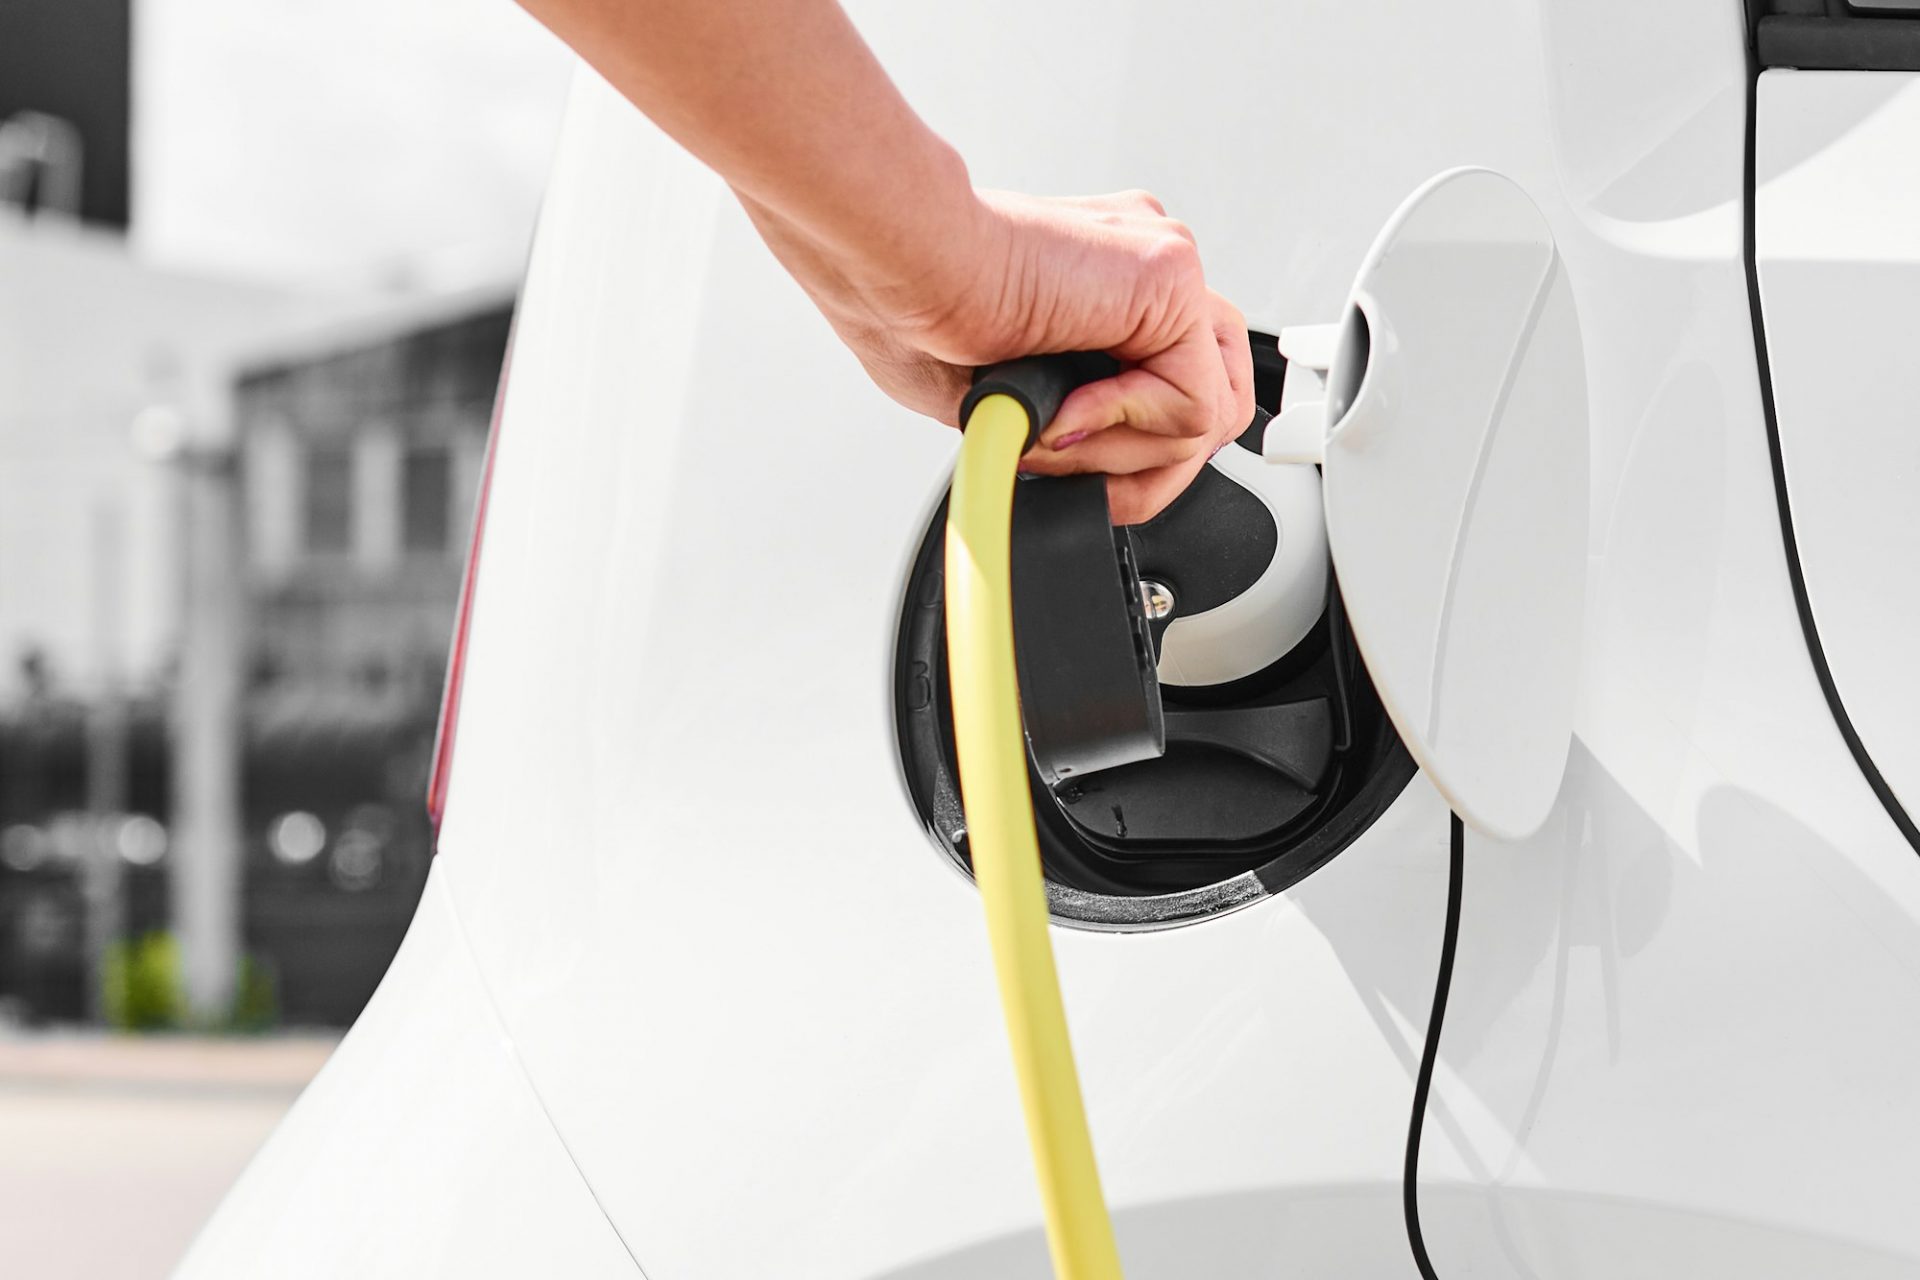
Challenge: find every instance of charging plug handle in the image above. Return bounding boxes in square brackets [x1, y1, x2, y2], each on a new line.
[1010, 476, 1166, 785]
[963, 353, 1121, 451]
[966, 353, 1164, 786]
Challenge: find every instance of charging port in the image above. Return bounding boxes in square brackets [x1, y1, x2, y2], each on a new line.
[894, 335, 1415, 930]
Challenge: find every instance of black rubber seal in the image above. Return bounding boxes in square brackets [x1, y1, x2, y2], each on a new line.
[1743, 19, 1920, 854]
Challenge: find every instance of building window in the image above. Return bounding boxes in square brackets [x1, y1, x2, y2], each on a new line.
[304, 445, 352, 554]
[402, 445, 451, 555]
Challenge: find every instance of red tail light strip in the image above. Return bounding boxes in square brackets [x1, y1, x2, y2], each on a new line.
[427, 325, 513, 836]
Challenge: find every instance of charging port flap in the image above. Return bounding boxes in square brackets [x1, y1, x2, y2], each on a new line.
[1282, 168, 1589, 841]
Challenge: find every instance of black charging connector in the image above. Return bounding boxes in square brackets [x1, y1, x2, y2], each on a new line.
[897, 338, 1417, 923]
[962, 353, 1121, 452]
[1009, 475, 1165, 784]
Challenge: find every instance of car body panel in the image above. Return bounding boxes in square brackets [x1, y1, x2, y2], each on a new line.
[176, 867, 639, 1278]
[194, 4, 1920, 1277]
[1756, 69, 1920, 828]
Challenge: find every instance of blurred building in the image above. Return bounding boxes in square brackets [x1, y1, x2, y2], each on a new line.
[0, 212, 344, 1024]
[231, 291, 510, 1024]
[0, 0, 550, 1028]
[0, 219, 327, 702]
[0, 0, 131, 229]
[1, 22, 150, 1008]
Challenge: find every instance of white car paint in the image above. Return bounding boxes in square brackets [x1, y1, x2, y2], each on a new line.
[177, 871, 639, 1276]
[182, 4, 1920, 1278]
[1757, 70, 1920, 827]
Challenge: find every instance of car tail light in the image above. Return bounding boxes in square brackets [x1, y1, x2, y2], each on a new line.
[428, 329, 512, 837]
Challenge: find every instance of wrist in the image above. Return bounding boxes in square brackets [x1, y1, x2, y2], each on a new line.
[771, 138, 1000, 348]
[855, 134, 993, 323]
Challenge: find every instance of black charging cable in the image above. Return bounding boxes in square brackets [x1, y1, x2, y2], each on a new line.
[1403, 812, 1465, 1280]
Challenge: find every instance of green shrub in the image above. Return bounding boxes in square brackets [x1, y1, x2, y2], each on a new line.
[102, 932, 184, 1031]
[101, 933, 280, 1033]
[229, 954, 279, 1033]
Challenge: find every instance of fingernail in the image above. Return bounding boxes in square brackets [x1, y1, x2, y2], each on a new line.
[1050, 431, 1089, 451]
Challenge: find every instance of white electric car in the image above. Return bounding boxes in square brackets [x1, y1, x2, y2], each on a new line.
[181, 2, 1920, 1276]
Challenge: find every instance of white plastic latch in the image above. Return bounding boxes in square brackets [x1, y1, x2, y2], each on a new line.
[1263, 400, 1327, 466]
[1277, 322, 1340, 374]
[1261, 322, 1340, 465]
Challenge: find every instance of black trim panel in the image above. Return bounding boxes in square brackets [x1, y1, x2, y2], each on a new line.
[1759, 15, 1920, 69]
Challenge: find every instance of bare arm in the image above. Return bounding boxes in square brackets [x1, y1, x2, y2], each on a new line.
[518, 0, 1252, 522]
[518, 0, 971, 291]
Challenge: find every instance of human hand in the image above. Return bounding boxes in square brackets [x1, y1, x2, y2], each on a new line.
[742, 187, 1255, 524]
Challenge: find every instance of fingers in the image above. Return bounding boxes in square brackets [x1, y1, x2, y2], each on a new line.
[1213, 296, 1256, 433]
[1039, 344, 1218, 448]
[1038, 291, 1251, 451]
[1028, 291, 1254, 526]
[1019, 424, 1206, 478]
[1020, 428, 1221, 525]
[1049, 188, 1169, 217]
[1106, 452, 1217, 525]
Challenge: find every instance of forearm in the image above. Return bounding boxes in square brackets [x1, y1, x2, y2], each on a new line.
[519, 0, 1252, 523]
[518, 0, 977, 285]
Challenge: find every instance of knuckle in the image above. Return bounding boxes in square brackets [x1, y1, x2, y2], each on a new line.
[1142, 231, 1201, 282]
[1127, 188, 1167, 215]
[1224, 378, 1253, 423]
[1175, 409, 1212, 440]
[1226, 366, 1253, 406]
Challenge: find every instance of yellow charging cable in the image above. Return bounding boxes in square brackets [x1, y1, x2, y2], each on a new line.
[946, 392, 1124, 1280]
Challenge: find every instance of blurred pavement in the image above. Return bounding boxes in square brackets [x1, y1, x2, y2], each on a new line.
[0, 1031, 338, 1279]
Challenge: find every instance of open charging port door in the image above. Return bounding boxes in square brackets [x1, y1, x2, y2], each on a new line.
[896, 166, 1588, 926]
[1270, 166, 1590, 840]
